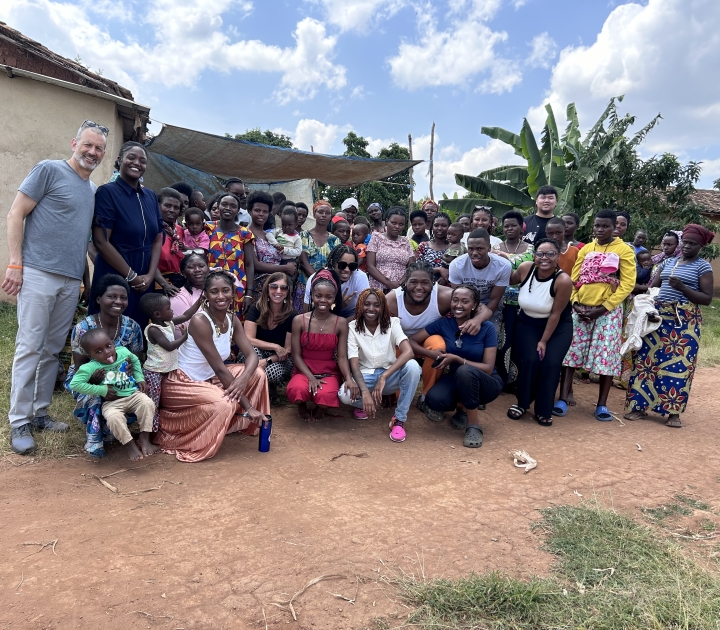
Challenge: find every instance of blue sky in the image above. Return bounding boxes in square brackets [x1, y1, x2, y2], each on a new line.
[3, 0, 720, 196]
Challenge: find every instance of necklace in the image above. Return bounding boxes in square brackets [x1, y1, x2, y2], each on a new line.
[204, 306, 228, 337]
[95, 314, 120, 341]
[313, 315, 331, 333]
[503, 240, 522, 254]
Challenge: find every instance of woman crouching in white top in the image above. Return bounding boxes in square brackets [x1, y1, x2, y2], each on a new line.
[507, 238, 573, 426]
[339, 288, 421, 443]
[156, 270, 270, 462]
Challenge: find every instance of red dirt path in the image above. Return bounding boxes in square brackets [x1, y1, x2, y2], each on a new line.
[2, 369, 719, 629]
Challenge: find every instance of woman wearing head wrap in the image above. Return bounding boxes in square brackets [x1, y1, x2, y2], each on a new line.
[286, 270, 353, 421]
[367, 203, 385, 234]
[292, 200, 340, 311]
[624, 224, 715, 428]
[421, 200, 439, 236]
[340, 197, 359, 224]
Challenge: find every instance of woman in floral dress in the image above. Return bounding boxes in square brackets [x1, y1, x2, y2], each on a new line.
[415, 213, 451, 284]
[366, 207, 416, 292]
[293, 201, 340, 311]
[624, 224, 714, 428]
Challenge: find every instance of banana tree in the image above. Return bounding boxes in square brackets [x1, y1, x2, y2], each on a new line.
[451, 96, 661, 221]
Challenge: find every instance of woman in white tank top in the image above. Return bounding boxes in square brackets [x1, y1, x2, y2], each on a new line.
[507, 238, 573, 426]
[155, 270, 270, 462]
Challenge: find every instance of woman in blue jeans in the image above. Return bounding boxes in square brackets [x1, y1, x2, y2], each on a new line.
[340, 288, 421, 443]
[411, 284, 503, 448]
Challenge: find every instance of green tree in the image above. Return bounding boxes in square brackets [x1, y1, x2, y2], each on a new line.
[318, 133, 412, 212]
[226, 128, 294, 148]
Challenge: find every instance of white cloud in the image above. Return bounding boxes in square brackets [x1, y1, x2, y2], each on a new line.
[312, 0, 409, 32]
[350, 85, 366, 99]
[1, 0, 345, 102]
[528, 32, 557, 69]
[292, 119, 349, 153]
[388, 1, 520, 92]
[409, 132, 522, 197]
[528, 0, 720, 186]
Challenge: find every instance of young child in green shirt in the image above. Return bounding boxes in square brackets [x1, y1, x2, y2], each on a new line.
[69, 328, 157, 461]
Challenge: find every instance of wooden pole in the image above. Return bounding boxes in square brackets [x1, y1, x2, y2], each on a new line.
[429, 122, 435, 201]
[408, 133, 414, 210]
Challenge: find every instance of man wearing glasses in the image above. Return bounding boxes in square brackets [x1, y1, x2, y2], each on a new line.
[3, 120, 108, 454]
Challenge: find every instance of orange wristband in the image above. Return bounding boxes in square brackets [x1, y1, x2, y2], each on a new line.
[8, 265, 23, 270]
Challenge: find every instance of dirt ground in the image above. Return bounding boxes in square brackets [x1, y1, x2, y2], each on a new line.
[2, 369, 719, 630]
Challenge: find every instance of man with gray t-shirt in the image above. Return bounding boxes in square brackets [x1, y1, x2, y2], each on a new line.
[2, 121, 108, 454]
[449, 227, 511, 333]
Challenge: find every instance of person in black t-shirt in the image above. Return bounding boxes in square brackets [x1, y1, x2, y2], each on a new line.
[242, 271, 296, 403]
[522, 184, 558, 245]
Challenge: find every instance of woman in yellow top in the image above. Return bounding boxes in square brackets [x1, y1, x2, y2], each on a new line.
[554, 209, 636, 421]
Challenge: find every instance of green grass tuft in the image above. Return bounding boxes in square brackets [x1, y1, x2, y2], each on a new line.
[698, 299, 720, 367]
[403, 504, 720, 629]
[0, 303, 85, 457]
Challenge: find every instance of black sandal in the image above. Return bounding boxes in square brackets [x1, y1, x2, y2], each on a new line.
[536, 416, 553, 427]
[507, 405, 526, 420]
[463, 425, 483, 448]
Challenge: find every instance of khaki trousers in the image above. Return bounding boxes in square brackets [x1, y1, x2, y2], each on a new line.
[102, 392, 155, 444]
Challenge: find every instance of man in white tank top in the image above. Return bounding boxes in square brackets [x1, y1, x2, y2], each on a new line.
[386, 263, 491, 410]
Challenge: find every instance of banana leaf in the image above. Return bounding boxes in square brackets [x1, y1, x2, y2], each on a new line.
[481, 126, 524, 157]
[455, 174, 534, 208]
[563, 102, 581, 148]
[438, 197, 516, 217]
[478, 165, 529, 186]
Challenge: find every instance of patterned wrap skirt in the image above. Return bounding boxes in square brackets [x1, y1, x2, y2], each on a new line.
[624, 301, 702, 416]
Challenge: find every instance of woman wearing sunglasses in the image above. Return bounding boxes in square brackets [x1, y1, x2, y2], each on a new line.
[303, 245, 369, 318]
[410, 284, 503, 448]
[243, 271, 296, 404]
[507, 238, 572, 426]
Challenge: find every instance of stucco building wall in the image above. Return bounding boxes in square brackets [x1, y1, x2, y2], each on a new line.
[0, 73, 125, 302]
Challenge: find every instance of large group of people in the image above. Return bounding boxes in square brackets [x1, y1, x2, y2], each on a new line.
[3, 121, 716, 461]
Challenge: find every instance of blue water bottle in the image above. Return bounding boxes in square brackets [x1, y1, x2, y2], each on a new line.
[259, 415, 272, 452]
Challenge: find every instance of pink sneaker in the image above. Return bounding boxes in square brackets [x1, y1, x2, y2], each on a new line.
[353, 409, 369, 420]
[389, 417, 406, 442]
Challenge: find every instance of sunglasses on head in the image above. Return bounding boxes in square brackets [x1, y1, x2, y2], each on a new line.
[336, 261, 358, 271]
[269, 283, 289, 291]
[81, 120, 110, 135]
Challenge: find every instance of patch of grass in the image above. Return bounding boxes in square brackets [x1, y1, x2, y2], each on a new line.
[641, 502, 693, 523]
[699, 299, 720, 367]
[0, 303, 85, 457]
[675, 494, 711, 512]
[403, 504, 720, 629]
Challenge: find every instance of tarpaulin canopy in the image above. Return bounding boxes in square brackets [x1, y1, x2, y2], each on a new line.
[145, 123, 422, 187]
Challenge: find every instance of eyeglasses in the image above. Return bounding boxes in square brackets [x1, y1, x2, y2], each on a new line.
[535, 251, 558, 259]
[269, 283, 289, 291]
[454, 330, 463, 349]
[336, 261, 359, 271]
[80, 120, 110, 136]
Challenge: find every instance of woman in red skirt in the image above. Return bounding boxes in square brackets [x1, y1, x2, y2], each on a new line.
[287, 270, 353, 421]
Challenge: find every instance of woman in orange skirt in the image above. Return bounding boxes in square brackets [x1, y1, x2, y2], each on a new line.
[157, 270, 269, 462]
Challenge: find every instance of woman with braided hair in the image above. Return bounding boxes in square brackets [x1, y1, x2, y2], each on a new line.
[293, 200, 340, 311]
[339, 289, 421, 442]
[411, 283, 503, 448]
[507, 238, 573, 426]
[156, 269, 269, 462]
[303, 244, 369, 318]
[287, 271, 353, 421]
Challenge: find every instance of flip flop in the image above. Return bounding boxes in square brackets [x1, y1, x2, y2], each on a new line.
[536, 416, 553, 427]
[594, 405, 613, 422]
[552, 400, 568, 417]
[507, 405, 526, 420]
[666, 418, 682, 428]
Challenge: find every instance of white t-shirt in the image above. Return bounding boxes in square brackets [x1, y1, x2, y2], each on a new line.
[448, 253, 512, 306]
[304, 270, 370, 317]
[462, 232, 502, 248]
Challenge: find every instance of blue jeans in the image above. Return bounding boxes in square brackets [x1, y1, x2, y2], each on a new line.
[339, 362, 421, 422]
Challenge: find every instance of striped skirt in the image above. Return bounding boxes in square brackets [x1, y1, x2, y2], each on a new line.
[156, 364, 270, 462]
